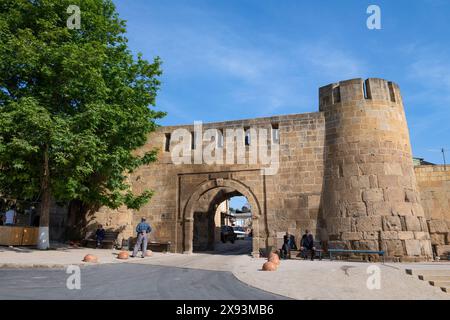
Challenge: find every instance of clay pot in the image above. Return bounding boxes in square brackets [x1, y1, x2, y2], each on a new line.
[262, 261, 277, 271]
[145, 250, 153, 257]
[268, 253, 280, 266]
[83, 254, 98, 263]
[117, 251, 129, 260]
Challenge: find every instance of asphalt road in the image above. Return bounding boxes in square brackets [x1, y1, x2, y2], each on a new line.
[0, 263, 287, 300]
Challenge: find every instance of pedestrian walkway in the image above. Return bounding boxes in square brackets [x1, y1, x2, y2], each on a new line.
[1, 244, 449, 299]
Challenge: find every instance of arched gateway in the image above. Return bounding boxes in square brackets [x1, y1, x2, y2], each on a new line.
[182, 177, 263, 256]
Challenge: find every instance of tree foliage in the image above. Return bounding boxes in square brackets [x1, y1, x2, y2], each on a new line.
[0, 0, 164, 214]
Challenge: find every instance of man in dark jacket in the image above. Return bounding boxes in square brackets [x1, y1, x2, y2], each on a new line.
[95, 224, 106, 248]
[131, 217, 152, 258]
[300, 229, 315, 261]
[281, 232, 291, 259]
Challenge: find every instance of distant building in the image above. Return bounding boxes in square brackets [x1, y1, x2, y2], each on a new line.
[413, 157, 435, 166]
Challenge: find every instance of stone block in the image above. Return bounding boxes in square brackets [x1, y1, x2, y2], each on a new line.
[405, 190, 418, 203]
[428, 220, 449, 233]
[381, 240, 405, 256]
[418, 217, 428, 232]
[346, 202, 367, 217]
[367, 201, 391, 216]
[377, 175, 399, 188]
[411, 203, 425, 217]
[369, 175, 378, 188]
[435, 245, 450, 256]
[397, 231, 414, 240]
[392, 202, 413, 216]
[341, 232, 363, 240]
[339, 190, 362, 203]
[405, 216, 422, 231]
[405, 240, 421, 256]
[284, 197, 302, 209]
[384, 163, 403, 176]
[382, 216, 402, 231]
[420, 240, 433, 257]
[353, 240, 379, 251]
[307, 194, 321, 209]
[380, 231, 399, 240]
[327, 217, 352, 235]
[363, 231, 379, 240]
[362, 189, 384, 202]
[413, 231, 430, 240]
[383, 188, 404, 202]
[342, 164, 360, 177]
[355, 216, 382, 232]
[350, 176, 370, 189]
[430, 233, 446, 245]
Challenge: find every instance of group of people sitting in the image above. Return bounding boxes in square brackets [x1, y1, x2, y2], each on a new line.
[280, 229, 316, 260]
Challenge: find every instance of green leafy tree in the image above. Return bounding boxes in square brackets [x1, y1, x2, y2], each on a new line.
[0, 0, 165, 248]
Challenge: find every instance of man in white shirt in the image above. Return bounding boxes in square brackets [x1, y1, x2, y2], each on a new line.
[4, 205, 17, 226]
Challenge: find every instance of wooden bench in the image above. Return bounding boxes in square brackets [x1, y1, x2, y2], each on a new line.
[126, 237, 172, 253]
[294, 241, 324, 260]
[328, 249, 385, 262]
[84, 231, 119, 249]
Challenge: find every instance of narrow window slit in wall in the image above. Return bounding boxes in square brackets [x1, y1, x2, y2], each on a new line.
[191, 131, 196, 149]
[332, 86, 341, 103]
[164, 133, 171, 152]
[363, 80, 370, 99]
[217, 129, 224, 148]
[244, 127, 251, 146]
[388, 82, 396, 102]
[271, 123, 279, 144]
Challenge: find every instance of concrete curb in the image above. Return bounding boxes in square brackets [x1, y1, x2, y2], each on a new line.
[0, 263, 80, 269]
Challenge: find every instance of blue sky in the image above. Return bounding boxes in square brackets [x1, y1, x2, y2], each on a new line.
[230, 196, 247, 212]
[115, 0, 450, 164]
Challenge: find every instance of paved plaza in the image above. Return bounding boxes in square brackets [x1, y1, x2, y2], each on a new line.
[1, 240, 449, 300]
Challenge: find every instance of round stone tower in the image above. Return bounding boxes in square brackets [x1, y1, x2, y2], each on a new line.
[320, 78, 432, 261]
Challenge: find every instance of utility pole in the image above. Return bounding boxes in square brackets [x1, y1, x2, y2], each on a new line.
[442, 148, 447, 171]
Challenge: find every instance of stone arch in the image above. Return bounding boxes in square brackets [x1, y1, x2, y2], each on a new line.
[182, 178, 262, 255]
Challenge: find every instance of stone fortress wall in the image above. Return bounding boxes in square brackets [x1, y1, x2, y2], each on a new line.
[415, 165, 450, 258]
[90, 78, 450, 261]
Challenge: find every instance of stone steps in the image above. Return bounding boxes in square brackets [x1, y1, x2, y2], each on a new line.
[406, 268, 450, 293]
[419, 275, 450, 281]
[406, 269, 450, 276]
[429, 280, 450, 288]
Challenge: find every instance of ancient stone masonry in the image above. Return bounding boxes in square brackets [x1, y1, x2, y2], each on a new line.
[91, 78, 441, 261]
[415, 165, 450, 258]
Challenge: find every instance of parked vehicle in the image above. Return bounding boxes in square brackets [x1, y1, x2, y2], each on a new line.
[220, 225, 236, 243]
[233, 226, 246, 240]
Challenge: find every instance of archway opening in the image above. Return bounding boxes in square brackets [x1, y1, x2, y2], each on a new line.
[192, 189, 253, 255]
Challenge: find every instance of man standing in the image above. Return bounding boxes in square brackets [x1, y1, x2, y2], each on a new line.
[131, 217, 152, 258]
[4, 204, 17, 226]
[300, 229, 315, 261]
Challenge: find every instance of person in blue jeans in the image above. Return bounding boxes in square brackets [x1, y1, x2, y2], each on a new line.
[131, 217, 152, 258]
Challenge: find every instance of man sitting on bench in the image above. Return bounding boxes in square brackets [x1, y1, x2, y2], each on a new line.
[300, 229, 315, 261]
[95, 224, 106, 248]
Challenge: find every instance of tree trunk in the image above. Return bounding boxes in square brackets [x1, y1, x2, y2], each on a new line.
[38, 144, 51, 250]
[66, 199, 89, 241]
